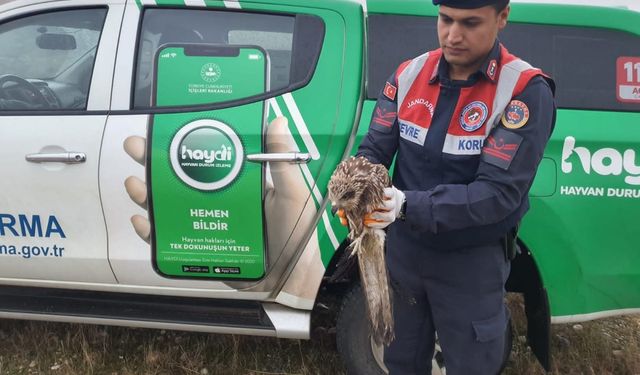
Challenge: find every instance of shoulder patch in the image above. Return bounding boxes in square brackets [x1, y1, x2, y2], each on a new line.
[369, 99, 396, 134]
[487, 59, 498, 81]
[383, 82, 398, 101]
[501, 100, 530, 130]
[481, 128, 523, 170]
[372, 101, 396, 128]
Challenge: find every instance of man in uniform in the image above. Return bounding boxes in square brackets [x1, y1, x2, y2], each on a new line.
[355, 0, 556, 373]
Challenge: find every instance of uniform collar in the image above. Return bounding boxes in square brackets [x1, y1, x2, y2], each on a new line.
[429, 40, 502, 85]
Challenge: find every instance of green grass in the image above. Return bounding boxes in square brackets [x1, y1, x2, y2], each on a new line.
[506, 295, 640, 375]
[0, 321, 344, 375]
[0, 294, 638, 374]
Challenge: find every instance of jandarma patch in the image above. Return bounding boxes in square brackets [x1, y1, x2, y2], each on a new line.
[459, 101, 488, 132]
[501, 100, 530, 129]
[481, 128, 523, 170]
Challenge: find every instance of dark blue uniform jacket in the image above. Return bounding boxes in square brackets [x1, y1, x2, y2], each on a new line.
[357, 42, 556, 257]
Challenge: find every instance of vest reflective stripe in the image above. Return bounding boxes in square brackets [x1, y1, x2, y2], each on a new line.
[486, 58, 534, 136]
[397, 52, 430, 111]
[398, 119, 429, 146]
[442, 134, 488, 155]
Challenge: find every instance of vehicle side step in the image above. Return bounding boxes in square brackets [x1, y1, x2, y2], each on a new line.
[0, 285, 308, 339]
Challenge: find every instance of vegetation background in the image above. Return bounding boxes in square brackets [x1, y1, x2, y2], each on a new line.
[0, 293, 638, 375]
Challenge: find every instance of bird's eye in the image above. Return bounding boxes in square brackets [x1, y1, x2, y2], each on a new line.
[342, 191, 356, 200]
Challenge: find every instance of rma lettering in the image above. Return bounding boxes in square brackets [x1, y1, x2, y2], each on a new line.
[561, 136, 640, 185]
[0, 214, 66, 238]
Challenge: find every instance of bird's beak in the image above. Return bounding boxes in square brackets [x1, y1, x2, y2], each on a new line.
[330, 205, 338, 216]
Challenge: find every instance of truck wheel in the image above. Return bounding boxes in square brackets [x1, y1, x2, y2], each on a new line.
[336, 283, 446, 375]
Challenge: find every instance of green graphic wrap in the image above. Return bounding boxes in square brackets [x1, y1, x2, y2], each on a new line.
[150, 45, 267, 279]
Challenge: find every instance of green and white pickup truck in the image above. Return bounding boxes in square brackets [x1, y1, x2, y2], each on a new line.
[0, 0, 638, 373]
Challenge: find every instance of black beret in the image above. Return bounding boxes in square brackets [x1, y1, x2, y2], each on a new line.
[433, 0, 506, 8]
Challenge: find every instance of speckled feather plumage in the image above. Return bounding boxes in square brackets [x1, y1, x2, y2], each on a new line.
[328, 156, 394, 345]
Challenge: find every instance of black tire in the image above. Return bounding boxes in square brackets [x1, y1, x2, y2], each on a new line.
[336, 283, 386, 375]
[336, 283, 450, 375]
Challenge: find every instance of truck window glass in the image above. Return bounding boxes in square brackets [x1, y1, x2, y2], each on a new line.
[228, 31, 292, 90]
[0, 8, 107, 111]
[501, 23, 640, 112]
[366, 15, 439, 101]
[367, 14, 640, 112]
[133, 9, 323, 109]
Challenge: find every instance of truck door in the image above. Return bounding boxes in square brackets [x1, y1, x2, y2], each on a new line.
[103, 1, 362, 296]
[0, 2, 123, 283]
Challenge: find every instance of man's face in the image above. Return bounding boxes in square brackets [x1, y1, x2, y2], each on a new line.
[437, 5, 509, 73]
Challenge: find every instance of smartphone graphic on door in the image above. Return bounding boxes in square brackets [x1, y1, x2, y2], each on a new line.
[149, 44, 270, 280]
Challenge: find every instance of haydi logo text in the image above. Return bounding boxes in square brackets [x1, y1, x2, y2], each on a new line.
[561, 136, 640, 186]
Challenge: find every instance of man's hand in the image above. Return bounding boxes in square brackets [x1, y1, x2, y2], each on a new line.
[364, 186, 405, 229]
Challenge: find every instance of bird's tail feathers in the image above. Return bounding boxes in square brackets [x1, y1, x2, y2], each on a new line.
[357, 228, 395, 346]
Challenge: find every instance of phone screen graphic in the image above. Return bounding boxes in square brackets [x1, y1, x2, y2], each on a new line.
[155, 44, 267, 105]
[149, 44, 268, 280]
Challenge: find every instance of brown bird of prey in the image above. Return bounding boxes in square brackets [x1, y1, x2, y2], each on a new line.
[328, 156, 394, 345]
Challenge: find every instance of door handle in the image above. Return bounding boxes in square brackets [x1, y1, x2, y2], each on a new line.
[246, 152, 311, 164]
[26, 152, 87, 164]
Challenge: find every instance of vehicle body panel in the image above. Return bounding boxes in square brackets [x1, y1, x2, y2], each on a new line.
[100, 0, 360, 310]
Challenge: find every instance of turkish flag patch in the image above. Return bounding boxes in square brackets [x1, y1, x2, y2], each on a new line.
[481, 128, 523, 170]
[383, 82, 398, 101]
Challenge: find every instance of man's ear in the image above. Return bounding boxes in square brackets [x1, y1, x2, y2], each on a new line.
[498, 5, 510, 29]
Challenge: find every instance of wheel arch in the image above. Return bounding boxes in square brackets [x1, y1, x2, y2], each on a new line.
[323, 239, 359, 284]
